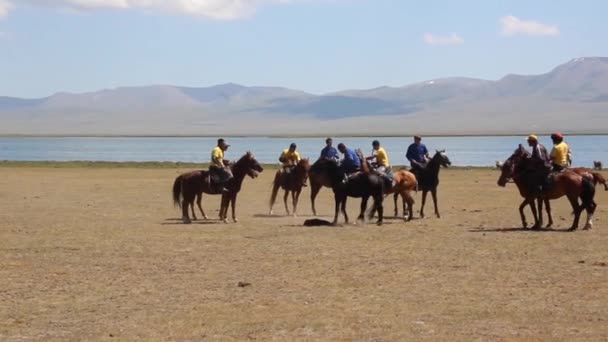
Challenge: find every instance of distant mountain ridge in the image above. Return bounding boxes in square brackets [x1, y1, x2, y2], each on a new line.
[2, 57, 608, 135]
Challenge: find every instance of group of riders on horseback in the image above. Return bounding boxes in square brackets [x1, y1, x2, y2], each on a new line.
[205, 135, 437, 192]
[523, 132, 572, 194]
[276, 136, 433, 189]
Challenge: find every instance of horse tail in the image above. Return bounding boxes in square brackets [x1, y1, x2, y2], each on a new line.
[591, 171, 608, 191]
[269, 172, 281, 208]
[581, 177, 596, 213]
[172, 174, 182, 208]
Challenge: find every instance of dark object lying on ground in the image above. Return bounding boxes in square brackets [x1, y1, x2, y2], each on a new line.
[303, 218, 333, 226]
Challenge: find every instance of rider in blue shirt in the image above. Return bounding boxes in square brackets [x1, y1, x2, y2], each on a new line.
[337, 143, 361, 175]
[319, 137, 339, 161]
[406, 135, 429, 168]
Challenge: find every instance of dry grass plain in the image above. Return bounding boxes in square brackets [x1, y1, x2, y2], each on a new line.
[1, 166, 608, 341]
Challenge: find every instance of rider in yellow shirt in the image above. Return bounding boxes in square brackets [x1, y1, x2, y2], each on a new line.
[549, 132, 569, 171]
[279, 143, 305, 186]
[210, 138, 233, 192]
[366, 140, 390, 173]
[366, 140, 393, 185]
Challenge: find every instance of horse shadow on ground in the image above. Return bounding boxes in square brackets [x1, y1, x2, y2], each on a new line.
[161, 218, 223, 226]
[469, 226, 573, 233]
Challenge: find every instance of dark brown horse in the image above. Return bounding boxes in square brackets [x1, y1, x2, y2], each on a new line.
[311, 151, 386, 225]
[172, 152, 263, 223]
[497, 145, 596, 230]
[311, 161, 417, 219]
[309, 161, 332, 216]
[412, 150, 451, 218]
[269, 158, 311, 216]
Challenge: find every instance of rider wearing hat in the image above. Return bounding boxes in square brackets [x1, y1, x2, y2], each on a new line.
[279, 143, 305, 186]
[210, 138, 233, 192]
[549, 132, 570, 172]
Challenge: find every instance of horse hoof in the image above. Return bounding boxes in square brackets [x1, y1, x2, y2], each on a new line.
[233, 218, 239, 223]
[546, 223, 553, 229]
[583, 224, 592, 230]
[203, 216, 209, 220]
[567, 227, 577, 231]
[376, 221, 383, 226]
[182, 218, 191, 224]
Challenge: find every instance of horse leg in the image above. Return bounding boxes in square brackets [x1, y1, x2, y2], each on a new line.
[231, 195, 238, 223]
[373, 193, 384, 226]
[405, 192, 414, 221]
[291, 188, 302, 217]
[420, 190, 428, 218]
[191, 200, 197, 221]
[342, 197, 349, 224]
[393, 192, 399, 217]
[181, 198, 191, 224]
[220, 194, 229, 223]
[518, 199, 529, 229]
[311, 182, 321, 216]
[431, 188, 440, 218]
[332, 193, 341, 225]
[529, 197, 540, 229]
[567, 195, 582, 231]
[544, 198, 553, 228]
[359, 196, 369, 222]
[536, 198, 544, 228]
[283, 190, 290, 216]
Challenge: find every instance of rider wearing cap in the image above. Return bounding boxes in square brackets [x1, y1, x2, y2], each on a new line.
[279, 143, 305, 186]
[549, 132, 570, 172]
[526, 134, 551, 194]
[210, 138, 233, 192]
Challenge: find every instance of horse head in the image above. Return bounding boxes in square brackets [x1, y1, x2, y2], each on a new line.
[234, 151, 263, 179]
[497, 144, 528, 187]
[294, 158, 311, 182]
[433, 149, 451, 168]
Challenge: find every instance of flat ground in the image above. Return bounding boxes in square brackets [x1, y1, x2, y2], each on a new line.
[1, 167, 607, 341]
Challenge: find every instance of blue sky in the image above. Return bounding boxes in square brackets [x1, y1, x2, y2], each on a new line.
[1, 0, 607, 98]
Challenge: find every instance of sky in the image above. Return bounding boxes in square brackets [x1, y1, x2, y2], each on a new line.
[1, 0, 607, 98]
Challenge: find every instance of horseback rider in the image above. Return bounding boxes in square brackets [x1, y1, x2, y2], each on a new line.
[337, 143, 361, 183]
[549, 132, 570, 172]
[319, 137, 339, 161]
[406, 135, 429, 184]
[209, 138, 233, 193]
[366, 140, 393, 183]
[279, 143, 306, 186]
[526, 134, 551, 194]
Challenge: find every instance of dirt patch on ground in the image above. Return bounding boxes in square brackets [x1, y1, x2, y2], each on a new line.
[1, 167, 607, 340]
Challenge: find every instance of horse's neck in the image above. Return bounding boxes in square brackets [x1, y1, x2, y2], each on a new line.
[426, 157, 441, 175]
[230, 162, 248, 185]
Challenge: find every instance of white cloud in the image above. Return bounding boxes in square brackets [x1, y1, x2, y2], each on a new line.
[0, 0, 13, 18]
[1, 0, 328, 20]
[500, 15, 559, 37]
[423, 33, 464, 46]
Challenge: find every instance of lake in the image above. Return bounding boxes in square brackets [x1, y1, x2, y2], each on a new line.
[0, 136, 606, 167]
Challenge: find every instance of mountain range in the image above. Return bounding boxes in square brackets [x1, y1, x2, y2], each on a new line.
[2, 57, 608, 136]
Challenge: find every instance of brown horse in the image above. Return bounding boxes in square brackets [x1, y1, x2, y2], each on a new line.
[412, 150, 451, 218]
[172, 152, 263, 223]
[390, 169, 418, 220]
[497, 145, 596, 230]
[309, 161, 332, 216]
[269, 158, 311, 216]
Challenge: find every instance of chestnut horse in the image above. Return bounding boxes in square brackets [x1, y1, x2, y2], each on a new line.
[497, 145, 596, 230]
[411, 150, 451, 218]
[172, 152, 263, 223]
[269, 158, 311, 216]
